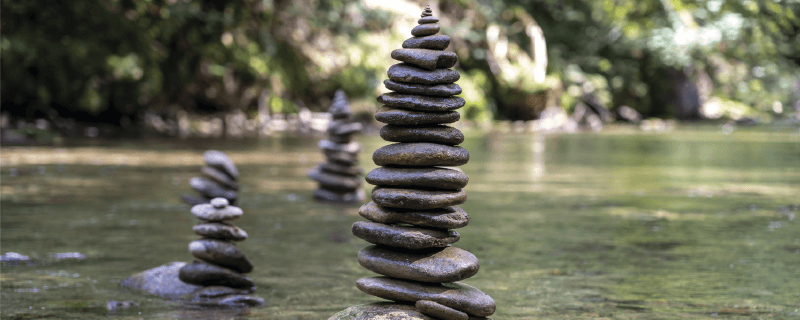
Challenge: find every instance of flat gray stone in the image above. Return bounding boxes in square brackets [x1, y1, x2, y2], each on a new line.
[313, 188, 366, 203]
[191, 202, 243, 222]
[391, 49, 458, 71]
[366, 167, 468, 189]
[380, 125, 464, 145]
[378, 93, 465, 112]
[324, 149, 359, 166]
[329, 302, 435, 320]
[193, 285, 254, 298]
[178, 260, 255, 288]
[402, 35, 451, 50]
[372, 187, 467, 210]
[328, 133, 354, 144]
[411, 24, 440, 37]
[359, 202, 469, 229]
[388, 64, 460, 85]
[359, 245, 479, 283]
[318, 162, 363, 176]
[352, 221, 459, 249]
[193, 222, 248, 241]
[309, 168, 362, 191]
[329, 90, 352, 119]
[319, 140, 361, 154]
[418, 16, 439, 24]
[417, 300, 468, 320]
[384, 80, 461, 97]
[375, 106, 460, 126]
[201, 166, 239, 190]
[373, 143, 469, 167]
[328, 120, 363, 135]
[204, 150, 238, 179]
[356, 277, 496, 317]
[189, 239, 253, 273]
[121, 262, 201, 299]
[189, 177, 237, 201]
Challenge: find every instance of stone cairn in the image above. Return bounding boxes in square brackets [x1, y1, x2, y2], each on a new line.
[308, 90, 365, 203]
[336, 6, 496, 320]
[182, 150, 239, 206]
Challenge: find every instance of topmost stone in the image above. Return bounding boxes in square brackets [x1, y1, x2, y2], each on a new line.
[204, 150, 238, 179]
[421, 5, 432, 17]
[329, 90, 352, 119]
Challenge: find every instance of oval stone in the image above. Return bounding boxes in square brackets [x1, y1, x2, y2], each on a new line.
[402, 35, 451, 50]
[328, 120, 363, 135]
[309, 168, 362, 191]
[411, 24, 440, 37]
[358, 202, 469, 229]
[380, 125, 464, 145]
[178, 260, 254, 288]
[204, 150, 238, 179]
[358, 245, 479, 283]
[356, 277, 496, 317]
[189, 239, 253, 273]
[373, 143, 469, 167]
[324, 149, 359, 166]
[391, 49, 458, 71]
[418, 16, 439, 24]
[378, 93, 465, 112]
[201, 166, 239, 190]
[313, 188, 365, 203]
[193, 222, 248, 241]
[329, 302, 436, 320]
[417, 300, 469, 320]
[388, 64, 460, 85]
[366, 167, 468, 189]
[319, 140, 361, 153]
[375, 107, 460, 126]
[384, 80, 461, 97]
[372, 187, 466, 210]
[352, 221, 459, 249]
[191, 202, 243, 221]
[318, 162, 363, 176]
[189, 177, 237, 200]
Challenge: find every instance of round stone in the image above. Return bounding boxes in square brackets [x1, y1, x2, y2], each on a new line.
[402, 35, 451, 51]
[352, 221, 459, 249]
[191, 202, 243, 221]
[210, 198, 228, 209]
[388, 63, 460, 85]
[318, 162, 363, 176]
[372, 187, 467, 210]
[384, 80, 461, 97]
[411, 24, 440, 37]
[194, 285, 254, 298]
[358, 202, 469, 229]
[178, 260, 254, 288]
[391, 49, 458, 71]
[193, 222, 248, 241]
[308, 168, 362, 191]
[202, 166, 239, 190]
[417, 300, 469, 320]
[380, 125, 464, 145]
[355, 277, 496, 317]
[189, 177, 237, 201]
[378, 93, 465, 112]
[189, 239, 253, 273]
[313, 188, 366, 203]
[203, 150, 238, 179]
[366, 167, 468, 189]
[329, 302, 436, 320]
[418, 16, 439, 24]
[373, 143, 469, 167]
[375, 106, 460, 126]
[358, 245, 479, 283]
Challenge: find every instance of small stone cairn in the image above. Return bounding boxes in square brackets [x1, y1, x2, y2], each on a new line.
[308, 90, 365, 203]
[333, 6, 496, 320]
[182, 150, 239, 206]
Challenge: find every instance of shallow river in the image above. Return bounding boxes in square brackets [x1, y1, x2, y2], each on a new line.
[1, 126, 799, 319]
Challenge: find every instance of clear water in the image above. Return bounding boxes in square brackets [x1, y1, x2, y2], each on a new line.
[2, 126, 799, 319]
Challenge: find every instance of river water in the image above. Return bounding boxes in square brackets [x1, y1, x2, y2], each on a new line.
[1, 126, 798, 319]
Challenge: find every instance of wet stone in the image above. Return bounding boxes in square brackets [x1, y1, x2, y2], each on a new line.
[313, 188, 365, 203]
[418, 16, 439, 24]
[356, 277, 496, 317]
[373, 143, 469, 167]
[191, 202, 243, 222]
[178, 260, 255, 289]
[366, 167, 468, 189]
[319, 140, 361, 154]
[359, 202, 469, 229]
[308, 168, 362, 191]
[352, 221, 459, 249]
[319, 162, 363, 176]
[372, 187, 467, 210]
[190, 177, 237, 201]
[388, 63, 460, 85]
[378, 93, 465, 112]
[384, 80, 461, 97]
[359, 245, 479, 283]
[391, 49, 458, 71]
[411, 24, 440, 37]
[380, 125, 464, 145]
[193, 222, 248, 241]
[402, 35, 451, 50]
[204, 150, 238, 179]
[201, 166, 239, 190]
[417, 300, 469, 320]
[189, 239, 253, 273]
[375, 106, 460, 126]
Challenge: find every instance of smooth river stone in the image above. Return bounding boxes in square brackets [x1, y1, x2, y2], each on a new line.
[191, 202, 243, 221]
[178, 260, 254, 288]
[319, 140, 361, 154]
[189, 177, 237, 201]
[418, 16, 439, 24]
[388, 63, 460, 85]
[189, 239, 253, 273]
[201, 166, 239, 190]
[380, 125, 464, 145]
[372, 187, 467, 210]
[384, 80, 461, 97]
[193, 222, 248, 241]
[391, 49, 458, 71]
[378, 93, 465, 112]
[417, 300, 469, 320]
[328, 120, 363, 136]
[356, 277, 496, 317]
[329, 302, 436, 320]
[204, 150, 238, 179]
[359, 202, 469, 229]
[358, 245, 479, 283]
[411, 24, 440, 37]
[313, 188, 365, 203]
[318, 162, 363, 176]
[327, 133, 354, 144]
[375, 106, 460, 126]
[352, 221, 459, 249]
[324, 149, 359, 166]
[373, 143, 469, 167]
[366, 167, 468, 189]
[309, 168, 362, 191]
[402, 35, 451, 50]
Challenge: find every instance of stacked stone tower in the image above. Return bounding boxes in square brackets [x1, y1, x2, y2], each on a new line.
[344, 6, 496, 319]
[182, 150, 239, 206]
[308, 90, 365, 203]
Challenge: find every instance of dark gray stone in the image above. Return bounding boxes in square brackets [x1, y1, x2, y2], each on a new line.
[328, 133, 354, 144]
[329, 90, 352, 119]
[372, 187, 467, 210]
[329, 302, 435, 320]
[375, 106, 460, 126]
[121, 262, 201, 299]
[178, 260, 255, 288]
[358, 202, 469, 229]
[358, 245, 479, 283]
[388, 63, 460, 85]
[380, 125, 464, 145]
[319, 140, 361, 154]
[378, 93, 465, 112]
[189, 177, 237, 201]
[418, 16, 439, 24]
[417, 300, 469, 320]
[201, 166, 239, 190]
[189, 239, 253, 273]
[319, 162, 363, 176]
[391, 49, 458, 71]
[411, 24, 440, 37]
[328, 120, 363, 136]
[309, 168, 362, 191]
[366, 167, 468, 189]
[356, 277, 496, 317]
[204, 150, 238, 179]
[193, 222, 248, 241]
[373, 143, 469, 167]
[402, 35, 451, 50]
[313, 188, 365, 203]
[352, 221, 459, 249]
[324, 149, 359, 166]
[384, 80, 461, 97]
[191, 202, 243, 222]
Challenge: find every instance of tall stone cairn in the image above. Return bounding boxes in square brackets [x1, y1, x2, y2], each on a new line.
[308, 90, 366, 203]
[346, 6, 496, 320]
[182, 150, 239, 206]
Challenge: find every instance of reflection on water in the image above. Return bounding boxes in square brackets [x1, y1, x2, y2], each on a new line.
[1, 127, 799, 319]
